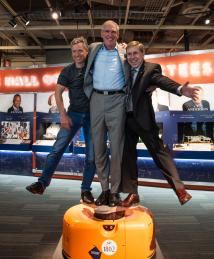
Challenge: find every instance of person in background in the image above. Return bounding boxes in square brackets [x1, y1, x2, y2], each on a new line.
[7, 94, 23, 114]
[119, 40, 202, 207]
[26, 37, 96, 204]
[48, 93, 59, 113]
[182, 86, 210, 111]
[84, 20, 127, 207]
[152, 89, 169, 112]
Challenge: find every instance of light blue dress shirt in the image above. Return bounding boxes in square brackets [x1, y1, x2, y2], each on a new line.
[93, 44, 125, 91]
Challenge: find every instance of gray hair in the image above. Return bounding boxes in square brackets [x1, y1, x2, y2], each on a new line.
[101, 20, 119, 32]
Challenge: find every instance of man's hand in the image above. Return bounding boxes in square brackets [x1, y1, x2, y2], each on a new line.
[181, 82, 202, 101]
[60, 113, 72, 130]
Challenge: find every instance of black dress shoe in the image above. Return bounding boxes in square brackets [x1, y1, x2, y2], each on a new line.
[121, 193, 140, 207]
[109, 193, 121, 207]
[81, 191, 94, 204]
[95, 190, 110, 206]
[26, 182, 45, 195]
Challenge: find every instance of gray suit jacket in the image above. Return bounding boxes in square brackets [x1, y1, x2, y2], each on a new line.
[84, 42, 128, 99]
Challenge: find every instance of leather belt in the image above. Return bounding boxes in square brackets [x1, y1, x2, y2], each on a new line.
[93, 89, 124, 95]
[126, 111, 134, 116]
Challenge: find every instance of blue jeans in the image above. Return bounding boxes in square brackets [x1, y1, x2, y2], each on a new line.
[38, 111, 96, 191]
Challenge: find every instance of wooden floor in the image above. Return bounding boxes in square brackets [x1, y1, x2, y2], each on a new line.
[0, 174, 214, 259]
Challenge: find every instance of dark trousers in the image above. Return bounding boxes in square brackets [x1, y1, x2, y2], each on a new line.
[120, 114, 185, 194]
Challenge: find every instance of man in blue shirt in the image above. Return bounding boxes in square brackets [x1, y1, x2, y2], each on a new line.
[26, 37, 96, 204]
[84, 20, 127, 206]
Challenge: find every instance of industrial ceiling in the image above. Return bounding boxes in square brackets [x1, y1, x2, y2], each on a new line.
[0, 0, 213, 65]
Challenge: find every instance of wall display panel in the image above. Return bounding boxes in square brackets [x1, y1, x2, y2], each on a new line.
[34, 152, 85, 177]
[0, 93, 34, 150]
[33, 92, 70, 152]
[0, 150, 32, 176]
[137, 157, 214, 183]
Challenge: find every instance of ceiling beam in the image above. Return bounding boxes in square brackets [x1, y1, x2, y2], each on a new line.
[44, 0, 69, 45]
[122, 0, 131, 41]
[1, 25, 214, 31]
[147, 0, 176, 48]
[87, 0, 95, 41]
[0, 0, 43, 48]
[0, 43, 213, 50]
[171, 0, 214, 50]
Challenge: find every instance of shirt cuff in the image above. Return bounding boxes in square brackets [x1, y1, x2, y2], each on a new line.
[177, 85, 183, 96]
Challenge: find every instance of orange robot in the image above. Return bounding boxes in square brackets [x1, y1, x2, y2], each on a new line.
[62, 204, 156, 259]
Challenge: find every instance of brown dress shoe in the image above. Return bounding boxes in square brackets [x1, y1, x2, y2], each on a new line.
[176, 189, 192, 205]
[121, 193, 140, 207]
[26, 182, 45, 195]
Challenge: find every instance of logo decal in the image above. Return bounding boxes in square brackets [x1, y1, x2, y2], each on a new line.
[102, 239, 117, 256]
[89, 246, 102, 259]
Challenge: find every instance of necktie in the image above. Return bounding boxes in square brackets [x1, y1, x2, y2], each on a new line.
[130, 68, 137, 86]
[126, 68, 137, 112]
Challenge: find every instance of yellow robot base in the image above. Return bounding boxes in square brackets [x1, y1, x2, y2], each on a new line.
[62, 203, 156, 259]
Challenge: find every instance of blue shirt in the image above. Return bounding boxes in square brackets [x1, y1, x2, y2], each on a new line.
[93, 44, 125, 91]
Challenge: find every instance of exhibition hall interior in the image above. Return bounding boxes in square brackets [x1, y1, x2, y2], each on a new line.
[0, 0, 214, 258]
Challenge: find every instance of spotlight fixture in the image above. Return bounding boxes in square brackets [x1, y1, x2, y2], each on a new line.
[22, 14, 30, 25]
[51, 11, 60, 20]
[8, 18, 17, 28]
[205, 19, 210, 25]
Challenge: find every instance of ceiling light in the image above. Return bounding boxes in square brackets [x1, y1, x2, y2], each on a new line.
[22, 14, 30, 25]
[8, 18, 17, 28]
[51, 11, 59, 20]
[205, 19, 210, 25]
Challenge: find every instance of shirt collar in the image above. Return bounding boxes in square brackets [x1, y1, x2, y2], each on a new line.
[13, 105, 19, 111]
[102, 43, 118, 51]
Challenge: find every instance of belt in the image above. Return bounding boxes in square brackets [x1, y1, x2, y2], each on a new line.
[93, 89, 124, 95]
[126, 111, 134, 116]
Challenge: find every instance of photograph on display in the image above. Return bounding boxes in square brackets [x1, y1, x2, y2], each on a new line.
[36, 92, 69, 113]
[169, 84, 214, 111]
[37, 122, 60, 140]
[0, 93, 34, 113]
[173, 122, 214, 151]
[1, 121, 30, 143]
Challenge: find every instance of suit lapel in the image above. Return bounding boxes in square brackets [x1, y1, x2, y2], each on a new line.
[117, 44, 126, 75]
[85, 43, 102, 78]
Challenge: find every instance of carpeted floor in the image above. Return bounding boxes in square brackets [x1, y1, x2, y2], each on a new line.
[0, 174, 214, 259]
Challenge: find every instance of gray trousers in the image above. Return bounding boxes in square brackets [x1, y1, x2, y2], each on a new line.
[90, 91, 126, 193]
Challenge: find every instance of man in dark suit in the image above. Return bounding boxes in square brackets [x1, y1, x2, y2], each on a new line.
[182, 87, 210, 111]
[120, 41, 201, 207]
[7, 94, 23, 114]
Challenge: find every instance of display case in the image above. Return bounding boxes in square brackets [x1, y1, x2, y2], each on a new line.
[0, 93, 34, 151]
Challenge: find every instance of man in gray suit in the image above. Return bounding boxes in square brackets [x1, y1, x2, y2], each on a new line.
[84, 20, 127, 206]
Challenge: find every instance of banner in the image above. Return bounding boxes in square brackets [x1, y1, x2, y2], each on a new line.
[0, 66, 62, 93]
[146, 52, 214, 85]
